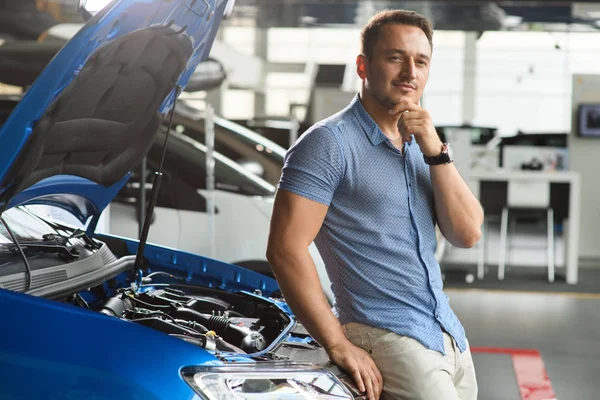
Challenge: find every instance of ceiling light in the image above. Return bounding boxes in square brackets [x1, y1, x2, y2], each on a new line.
[503, 15, 523, 28]
[83, 0, 112, 14]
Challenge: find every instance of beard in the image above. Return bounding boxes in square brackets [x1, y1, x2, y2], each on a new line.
[363, 79, 421, 111]
[374, 93, 398, 110]
[368, 84, 405, 111]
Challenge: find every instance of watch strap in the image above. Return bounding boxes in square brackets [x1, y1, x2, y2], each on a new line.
[423, 143, 452, 165]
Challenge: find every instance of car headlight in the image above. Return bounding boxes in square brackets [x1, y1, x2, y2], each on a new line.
[182, 363, 354, 399]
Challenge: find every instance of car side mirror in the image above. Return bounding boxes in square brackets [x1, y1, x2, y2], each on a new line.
[184, 58, 226, 92]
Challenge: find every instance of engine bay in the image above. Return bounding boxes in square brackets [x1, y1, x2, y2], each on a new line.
[72, 279, 291, 357]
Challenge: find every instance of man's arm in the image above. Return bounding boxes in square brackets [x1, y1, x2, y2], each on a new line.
[429, 162, 483, 248]
[393, 100, 483, 248]
[266, 189, 383, 400]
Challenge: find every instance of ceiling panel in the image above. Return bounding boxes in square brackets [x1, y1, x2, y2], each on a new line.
[224, 1, 600, 32]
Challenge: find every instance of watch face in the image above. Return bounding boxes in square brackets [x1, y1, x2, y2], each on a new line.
[446, 143, 454, 160]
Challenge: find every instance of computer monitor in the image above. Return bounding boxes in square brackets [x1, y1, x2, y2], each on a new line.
[577, 103, 600, 137]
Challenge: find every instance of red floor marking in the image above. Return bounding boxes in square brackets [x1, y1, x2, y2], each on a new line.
[471, 347, 557, 400]
[470, 347, 539, 356]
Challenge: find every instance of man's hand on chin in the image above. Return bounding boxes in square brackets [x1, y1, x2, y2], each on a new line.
[389, 100, 443, 157]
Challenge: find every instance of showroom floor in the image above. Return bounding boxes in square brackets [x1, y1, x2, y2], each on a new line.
[448, 289, 599, 400]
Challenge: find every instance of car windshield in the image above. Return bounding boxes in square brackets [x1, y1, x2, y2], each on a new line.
[0, 207, 55, 244]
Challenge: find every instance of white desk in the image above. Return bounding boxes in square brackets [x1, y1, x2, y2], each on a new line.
[468, 169, 581, 285]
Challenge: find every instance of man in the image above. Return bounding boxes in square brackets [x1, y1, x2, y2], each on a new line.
[266, 9, 483, 400]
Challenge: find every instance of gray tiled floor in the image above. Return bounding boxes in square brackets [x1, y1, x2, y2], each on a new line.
[447, 290, 600, 400]
[471, 353, 520, 400]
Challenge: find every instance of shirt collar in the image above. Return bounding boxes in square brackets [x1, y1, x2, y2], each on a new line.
[350, 94, 412, 148]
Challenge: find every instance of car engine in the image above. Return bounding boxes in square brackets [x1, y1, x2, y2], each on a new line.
[85, 281, 290, 356]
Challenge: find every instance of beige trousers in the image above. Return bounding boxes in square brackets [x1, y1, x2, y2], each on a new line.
[343, 322, 478, 400]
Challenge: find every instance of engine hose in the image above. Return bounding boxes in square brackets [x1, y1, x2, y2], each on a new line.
[128, 309, 176, 322]
[225, 310, 244, 318]
[173, 308, 265, 351]
[169, 334, 208, 348]
[171, 309, 238, 335]
[215, 337, 246, 354]
[128, 295, 172, 310]
[172, 307, 212, 326]
[132, 317, 204, 338]
[174, 319, 209, 333]
[208, 315, 230, 332]
[100, 295, 134, 317]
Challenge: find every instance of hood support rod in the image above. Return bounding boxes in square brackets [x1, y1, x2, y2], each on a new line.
[133, 85, 181, 277]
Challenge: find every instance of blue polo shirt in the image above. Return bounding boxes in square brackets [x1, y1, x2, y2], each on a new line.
[278, 94, 467, 354]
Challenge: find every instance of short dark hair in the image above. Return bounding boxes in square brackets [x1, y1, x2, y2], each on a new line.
[360, 9, 433, 59]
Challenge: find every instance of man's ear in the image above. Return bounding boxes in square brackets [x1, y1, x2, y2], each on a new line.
[356, 54, 367, 80]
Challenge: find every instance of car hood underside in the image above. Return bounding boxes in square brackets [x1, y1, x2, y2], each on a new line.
[0, 0, 228, 222]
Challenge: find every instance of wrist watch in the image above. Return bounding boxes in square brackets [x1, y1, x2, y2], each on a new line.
[423, 143, 453, 165]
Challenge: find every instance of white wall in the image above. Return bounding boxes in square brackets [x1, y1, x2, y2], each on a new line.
[569, 74, 600, 260]
[423, 32, 465, 126]
[472, 32, 571, 134]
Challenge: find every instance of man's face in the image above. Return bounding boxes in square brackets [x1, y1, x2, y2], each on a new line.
[358, 24, 432, 109]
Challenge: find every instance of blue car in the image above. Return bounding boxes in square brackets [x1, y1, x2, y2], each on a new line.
[0, 1, 359, 399]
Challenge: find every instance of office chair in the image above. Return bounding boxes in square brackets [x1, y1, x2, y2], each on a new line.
[498, 179, 555, 282]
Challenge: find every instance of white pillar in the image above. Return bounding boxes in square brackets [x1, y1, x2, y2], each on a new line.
[205, 85, 224, 115]
[253, 26, 268, 117]
[462, 32, 478, 125]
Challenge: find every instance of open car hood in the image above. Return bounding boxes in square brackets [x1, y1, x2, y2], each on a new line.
[0, 0, 230, 224]
[0, 27, 227, 96]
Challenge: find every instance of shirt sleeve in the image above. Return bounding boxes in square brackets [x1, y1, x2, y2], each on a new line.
[278, 125, 344, 206]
